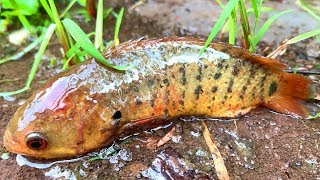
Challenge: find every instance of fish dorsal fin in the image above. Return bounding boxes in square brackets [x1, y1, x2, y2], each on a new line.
[207, 42, 287, 70]
[108, 37, 287, 70]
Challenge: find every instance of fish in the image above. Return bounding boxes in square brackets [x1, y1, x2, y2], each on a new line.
[3, 37, 311, 159]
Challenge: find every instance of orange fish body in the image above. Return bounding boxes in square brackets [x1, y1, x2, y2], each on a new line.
[3, 38, 311, 159]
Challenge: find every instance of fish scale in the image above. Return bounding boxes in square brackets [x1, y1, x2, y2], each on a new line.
[3, 37, 311, 158]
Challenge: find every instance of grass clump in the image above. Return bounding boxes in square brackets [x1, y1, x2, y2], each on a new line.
[201, 0, 320, 54]
[0, 0, 128, 97]
[0, 0, 40, 32]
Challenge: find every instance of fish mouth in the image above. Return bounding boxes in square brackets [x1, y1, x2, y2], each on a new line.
[3, 129, 21, 153]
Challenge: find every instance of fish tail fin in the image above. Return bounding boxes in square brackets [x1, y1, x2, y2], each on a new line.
[263, 72, 312, 118]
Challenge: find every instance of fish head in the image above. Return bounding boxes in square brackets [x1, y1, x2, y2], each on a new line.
[3, 98, 82, 159]
[4, 64, 118, 159]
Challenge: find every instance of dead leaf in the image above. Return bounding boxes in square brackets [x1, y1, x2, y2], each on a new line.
[144, 136, 160, 149]
[267, 44, 287, 59]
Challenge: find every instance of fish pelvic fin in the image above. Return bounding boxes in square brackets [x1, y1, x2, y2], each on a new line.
[262, 72, 312, 118]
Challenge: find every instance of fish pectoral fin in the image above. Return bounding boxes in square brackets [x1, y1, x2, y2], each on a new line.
[263, 96, 308, 118]
[114, 116, 174, 139]
[130, 115, 172, 127]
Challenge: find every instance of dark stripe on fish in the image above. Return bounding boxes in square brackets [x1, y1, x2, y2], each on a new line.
[212, 86, 218, 93]
[214, 72, 222, 80]
[232, 65, 240, 76]
[269, 81, 278, 96]
[227, 79, 234, 93]
[194, 85, 203, 100]
[196, 65, 203, 81]
[179, 66, 186, 85]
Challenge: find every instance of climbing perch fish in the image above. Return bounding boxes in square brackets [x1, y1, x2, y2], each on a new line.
[4, 37, 311, 159]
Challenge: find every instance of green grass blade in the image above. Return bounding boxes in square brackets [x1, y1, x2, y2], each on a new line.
[0, 31, 45, 64]
[66, 42, 81, 58]
[60, 0, 78, 18]
[63, 55, 75, 70]
[62, 18, 107, 60]
[296, 0, 320, 21]
[238, 0, 251, 49]
[17, 15, 31, 31]
[250, 0, 258, 19]
[8, 0, 31, 31]
[26, 24, 56, 88]
[48, 0, 71, 59]
[248, 34, 255, 52]
[62, 18, 131, 70]
[251, 9, 292, 50]
[0, 87, 29, 97]
[114, 8, 124, 46]
[200, 0, 240, 55]
[103, 7, 113, 18]
[316, 35, 320, 43]
[215, 0, 224, 8]
[39, 0, 54, 21]
[308, 112, 320, 120]
[95, 0, 103, 49]
[0, 24, 56, 97]
[285, 28, 320, 45]
[76, 51, 90, 57]
[228, 8, 237, 45]
[250, 0, 263, 34]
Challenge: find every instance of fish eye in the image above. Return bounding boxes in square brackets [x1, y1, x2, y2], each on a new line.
[25, 132, 48, 150]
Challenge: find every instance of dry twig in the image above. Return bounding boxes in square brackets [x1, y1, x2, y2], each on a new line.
[202, 121, 230, 180]
[157, 126, 176, 147]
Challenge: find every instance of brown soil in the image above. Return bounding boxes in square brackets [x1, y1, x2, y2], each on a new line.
[0, 0, 319, 179]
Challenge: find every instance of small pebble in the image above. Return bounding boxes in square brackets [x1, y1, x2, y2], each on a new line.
[8, 28, 30, 46]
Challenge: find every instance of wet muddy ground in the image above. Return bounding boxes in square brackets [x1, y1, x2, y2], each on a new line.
[0, 0, 319, 179]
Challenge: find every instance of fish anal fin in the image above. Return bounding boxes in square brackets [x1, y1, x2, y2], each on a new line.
[263, 96, 308, 118]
